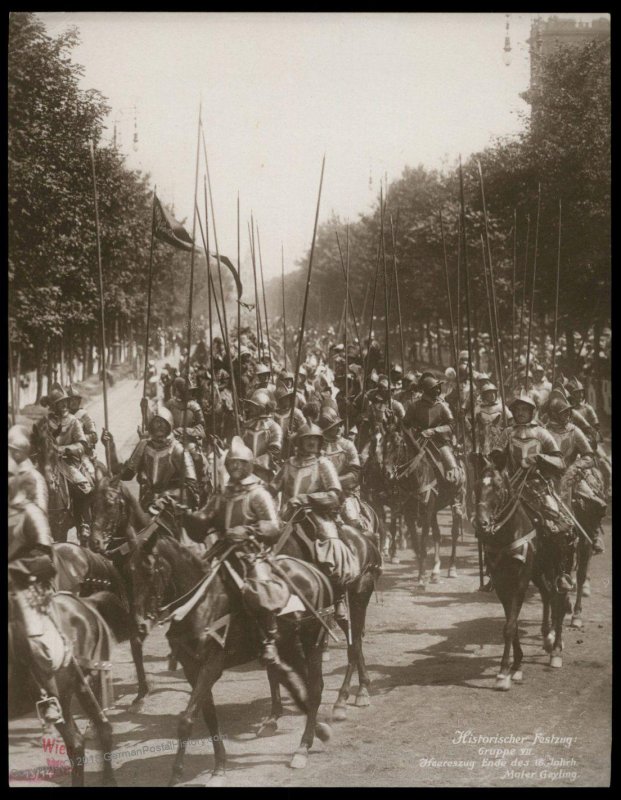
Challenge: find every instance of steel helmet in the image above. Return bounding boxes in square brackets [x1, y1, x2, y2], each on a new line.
[390, 364, 403, 378]
[532, 363, 545, 374]
[318, 406, 343, 431]
[567, 376, 584, 393]
[275, 384, 295, 403]
[458, 350, 469, 362]
[508, 392, 537, 412]
[148, 405, 174, 434]
[420, 375, 442, 394]
[296, 422, 324, 442]
[8, 425, 31, 458]
[48, 387, 70, 407]
[479, 380, 498, 395]
[314, 374, 332, 394]
[255, 363, 271, 377]
[402, 371, 418, 389]
[66, 384, 83, 399]
[279, 370, 294, 383]
[548, 393, 572, 418]
[226, 435, 255, 463]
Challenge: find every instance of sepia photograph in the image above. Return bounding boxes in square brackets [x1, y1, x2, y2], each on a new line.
[8, 11, 611, 787]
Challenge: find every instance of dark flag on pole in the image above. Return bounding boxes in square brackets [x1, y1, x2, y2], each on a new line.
[209, 252, 244, 299]
[153, 194, 195, 252]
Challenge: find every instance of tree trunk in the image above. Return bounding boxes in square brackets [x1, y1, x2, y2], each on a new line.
[86, 332, 94, 379]
[15, 347, 21, 413]
[564, 322, 575, 376]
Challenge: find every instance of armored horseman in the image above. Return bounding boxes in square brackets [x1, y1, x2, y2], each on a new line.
[101, 406, 199, 512]
[66, 385, 98, 463]
[318, 406, 366, 530]
[253, 362, 277, 399]
[403, 374, 461, 484]
[531, 364, 552, 406]
[9, 425, 48, 513]
[177, 437, 287, 665]
[566, 375, 611, 495]
[274, 385, 306, 439]
[36, 387, 95, 545]
[242, 389, 283, 476]
[546, 392, 605, 553]
[165, 377, 208, 501]
[269, 423, 359, 620]
[9, 457, 68, 726]
[473, 380, 513, 456]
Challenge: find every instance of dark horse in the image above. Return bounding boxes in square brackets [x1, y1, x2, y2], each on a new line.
[127, 527, 334, 785]
[54, 473, 162, 709]
[474, 455, 578, 687]
[383, 425, 463, 585]
[9, 591, 116, 786]
[269, 504, 382, 722]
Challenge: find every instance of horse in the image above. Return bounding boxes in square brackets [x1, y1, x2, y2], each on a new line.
[9, 590, 116, 786]
[268, 503, 382, 722]
[126, 527, 334, 785]
[383, 425, 463, 586]
[475, 454, 577, 678]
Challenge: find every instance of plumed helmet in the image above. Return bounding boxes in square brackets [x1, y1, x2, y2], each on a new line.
[420, 375, 442, 394]
[148, 405, 174, 434]
[66, 384, 82, 399]
[403, 370, 418, 388]
[548, 393, 572, 418]
[444, 367, 457, 381]
[8, 425, 31, 457]
[508, 392, 537, 412]
[567, 376, 584, 393]
[390, 364, 403, 378]
[255, 363, 271, 377]
[318, 406, 343, 431]
[480, 381, 498, 396]
[48, 387, 69, 406]
[296, 422, 324, 442]
[226, 435, 254, 463]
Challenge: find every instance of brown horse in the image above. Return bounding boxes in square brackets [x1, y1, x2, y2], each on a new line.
[9, 591, 116, 786]
[383, 425, 463, 586]
[126, 527, 333, 785]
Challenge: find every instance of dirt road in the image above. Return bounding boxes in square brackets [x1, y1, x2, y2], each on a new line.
[8, 372, 612, 787]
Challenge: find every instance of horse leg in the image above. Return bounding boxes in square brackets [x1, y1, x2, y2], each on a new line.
[291, 625, 331, 770]
[351, 582, 373, 707]
[333, 613, 356, 721]
[129, 635, 150, 710]
[549, 589, 566, 669]
[532, 565, 554, 652]
[417, 510, 429, 587]
[256, 664, 283, 737]
[390, 512, 400, 564]
[55, 691, 86, 787]
[492, 570, 516, 691]
[448, 504, 460, 578]
[200, 689, 227, 785]
[430, 509, 441, 584]
[74, 675, 116, 787]
[571, 540, 591, 629]
[169, 652, 224, 786]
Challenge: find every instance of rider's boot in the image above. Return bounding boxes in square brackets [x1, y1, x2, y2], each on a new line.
[333, 590, 348, 623]
[36, 677, 64, 732]
[257, 610, 279, 666]
[592, 530, 604, 554]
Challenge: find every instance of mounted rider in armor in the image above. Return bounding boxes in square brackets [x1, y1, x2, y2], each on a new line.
[242, 389, 283, 477]
[165, 376, 209, 502]
[66, 385, 99, 464]
[473, 380, 513, 456]
[102, 405, 199, 512]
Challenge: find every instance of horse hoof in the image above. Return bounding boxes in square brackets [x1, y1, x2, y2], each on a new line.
[332, 704, 347, 721]
[543, 633, 555, 653]
[510, 670, 523, 683]
[448, 566, 458, 578]
[582, 580, 591, 598]
[290, 749, 308, 769]
[570, 614, 583, 629]
[430, 573, 440, 584]
[550, 654, 563, 669]
[495, 674, 511, 691]
[83, 720, 97, 740]
[206, 771, 226, 787]
[315, 722, 332, 743]
[390, 556, 401, 565]
[129, 697, 146, 713]
[256, 718, 278, 737]
[355, 688, 370, 707]
[414, 580, 427, 592]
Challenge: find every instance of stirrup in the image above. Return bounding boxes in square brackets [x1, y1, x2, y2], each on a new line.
[259, 642, 279, 666]
[36, 693, 64, 727]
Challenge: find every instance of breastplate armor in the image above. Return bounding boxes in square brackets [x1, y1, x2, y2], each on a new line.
[244, 422, 270, 458]
[548, 426, 576, 463]
[509, 425, 542, 467]
[323, 441, 347, 475]
[282, 458, 322, 504]
[141, 442, 177, 488]
[223, 487, 253, 530]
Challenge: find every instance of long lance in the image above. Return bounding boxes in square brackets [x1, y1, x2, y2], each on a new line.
[525, 184, 542, 394]
[509, 209, 517, 392]
[203, 135, 242, 436]
[361, 236, 382, 403]
[518, 213, 531, 384]
[249, 217, 263, 357]
[180, 104, 202, 502]
[389, 213, 406, 373]
[237, 193, 242, 393]
[335, 230, 362, 345]
[552, 199, 562, 384]
[9, 336, 16, 425]
[456, 211, 462, 359]
[480, 235, 496, 374]
[360, 278, 371, 333]
[439, 209, 463, 441]
[380, 191, 391, 394]
[477, 161, 508, 426]
[289, 156, 326, 438]
[256, 226, 273, 370]
[459, 157, 484, 590]
[89, 139, 111, 470]
[281, 244, 287, 370]
[141, 187, 157, 431]
[344, 223, 350, 435]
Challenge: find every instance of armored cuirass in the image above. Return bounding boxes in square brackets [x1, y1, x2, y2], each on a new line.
[223, 488, 253, 530]
[282, 458, 322, 503]
[323, 441, 347, 475]
[141, 442, 178, 488]
[167, 400, 199, 429]
[548, 426, 576, 462]
[244, 421, 270, 458]
[508, 425, 542, 468]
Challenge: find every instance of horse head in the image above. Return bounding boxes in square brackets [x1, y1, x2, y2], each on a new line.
[90, 473, 128, 553]
[470, 453, 509, 537]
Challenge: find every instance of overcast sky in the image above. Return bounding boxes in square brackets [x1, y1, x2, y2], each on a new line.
[39, 11, 608, 281]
